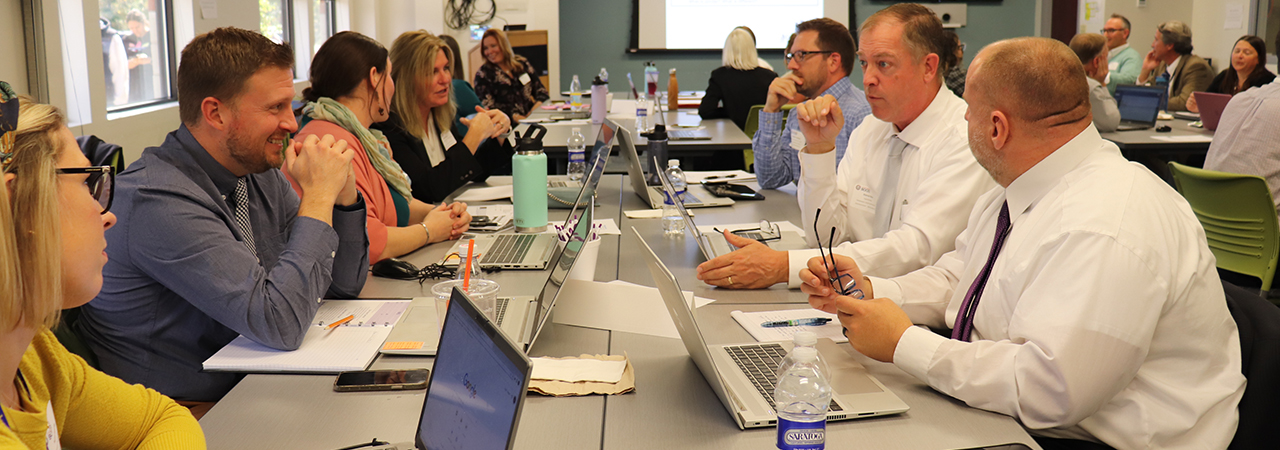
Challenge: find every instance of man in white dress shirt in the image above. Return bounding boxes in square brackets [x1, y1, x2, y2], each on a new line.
[801, 37, 1243, 449]
[696, 3, 995, 290]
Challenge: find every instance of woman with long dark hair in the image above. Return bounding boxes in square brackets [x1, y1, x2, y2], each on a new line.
[1188, 35, 1275, 113]
[289, 31, 470, 263]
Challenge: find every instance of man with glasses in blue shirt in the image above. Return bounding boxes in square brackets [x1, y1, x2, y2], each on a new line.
[751, 18, 870, 191]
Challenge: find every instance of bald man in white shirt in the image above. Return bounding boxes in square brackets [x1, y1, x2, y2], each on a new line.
[800, 37, 1243, 449]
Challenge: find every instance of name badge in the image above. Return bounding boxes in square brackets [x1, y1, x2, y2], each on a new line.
[790, 129, 806, 152]
[518, 73, 531, 85]
[441, 129, 458, 149]
[46, 400, 61, 450]
[851, 184, 877, 215]
[1108, 61, 1119, 71]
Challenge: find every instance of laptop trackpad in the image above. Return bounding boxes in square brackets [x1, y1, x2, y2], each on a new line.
[817, 339, 883, 395]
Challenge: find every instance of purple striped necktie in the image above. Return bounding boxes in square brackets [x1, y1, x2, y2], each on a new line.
[951, 201, 1012, 342]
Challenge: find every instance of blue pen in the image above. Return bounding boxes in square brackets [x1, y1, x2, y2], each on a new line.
[761, 318, 833, 328]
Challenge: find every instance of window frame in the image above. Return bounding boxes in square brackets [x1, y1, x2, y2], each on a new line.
[103, 0, 179, 114]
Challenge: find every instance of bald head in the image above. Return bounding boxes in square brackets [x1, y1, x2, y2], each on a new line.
[969, 37, 1090, 129]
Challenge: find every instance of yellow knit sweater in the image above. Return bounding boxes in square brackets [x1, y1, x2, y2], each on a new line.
[0, 330, 204, 449]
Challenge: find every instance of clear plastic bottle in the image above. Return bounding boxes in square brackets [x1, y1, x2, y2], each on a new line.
[598, 67, 609, 84]
[569, 75, 583, 112]
[774, 331, 831, 379]
[662, 159, 686, 236]
[567, 128, 586, 181]
[645, 62, 660, 98]
[635, 93, 649, 134]
[774, 347, 832, 450]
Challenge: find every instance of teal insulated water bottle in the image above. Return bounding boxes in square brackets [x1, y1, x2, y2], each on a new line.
[513, 124, 548, 233]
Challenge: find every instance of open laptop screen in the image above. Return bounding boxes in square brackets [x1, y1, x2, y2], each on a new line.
[416, 288, 531, 450]
[1114, 85, 1164, 123]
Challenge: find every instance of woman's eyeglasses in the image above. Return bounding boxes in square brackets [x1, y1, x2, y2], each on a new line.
[57, 165, 114, 214]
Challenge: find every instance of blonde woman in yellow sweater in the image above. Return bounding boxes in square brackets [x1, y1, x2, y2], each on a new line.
[0, 86, 204, 448]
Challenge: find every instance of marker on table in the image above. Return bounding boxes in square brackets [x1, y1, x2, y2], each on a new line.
[326, 314, 355, 330]
[761, 317, 832, 328]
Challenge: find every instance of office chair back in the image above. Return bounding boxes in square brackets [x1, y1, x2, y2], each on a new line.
[1168, 162, 1280, 292]
[75, 135, 123, 176]
[1222, 280, 1280, 449]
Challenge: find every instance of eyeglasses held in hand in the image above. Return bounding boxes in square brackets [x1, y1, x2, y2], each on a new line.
[57, 165, 113, 214]
[814, 208, 863, 299]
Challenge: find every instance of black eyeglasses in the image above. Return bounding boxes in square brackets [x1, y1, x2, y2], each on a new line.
[785, 50, 835, 63]
[57, 165, 114, 214]
[1101, 28, 1125, 33]
[714, 220, 781, 242]
[814, 208, 863, 299]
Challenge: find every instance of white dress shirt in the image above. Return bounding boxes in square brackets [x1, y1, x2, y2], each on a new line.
[787, 85, 995, 287]
[1204, 79, 1280, 214]
[873, 126, 1244, 448]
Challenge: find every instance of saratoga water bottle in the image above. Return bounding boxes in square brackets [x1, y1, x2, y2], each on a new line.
[774, 347, 832, 450]
[569, 75, 583, 112]
[512, 124, 548, 233]
[635, 93, 650, 134]
[774, 331, 831, 378]
[567, 128, 586, 181]
[662, 159, 687, 236]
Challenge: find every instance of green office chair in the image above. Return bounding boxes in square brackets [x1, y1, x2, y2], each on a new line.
[1168, 162, 1280, 294]
[743, 104, 797, 173]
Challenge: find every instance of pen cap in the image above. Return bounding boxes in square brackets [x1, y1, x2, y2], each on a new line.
[791, 347, 818, 363]
[792, 330, 818, 347]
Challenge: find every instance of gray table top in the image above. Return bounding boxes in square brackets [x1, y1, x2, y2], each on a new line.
[199, 175, 1039, 450]
[1100, 118, 1214, 151]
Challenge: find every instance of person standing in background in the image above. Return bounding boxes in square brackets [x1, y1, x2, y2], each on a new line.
[124, 10, 155, 104]
[99, 17, 129, 107]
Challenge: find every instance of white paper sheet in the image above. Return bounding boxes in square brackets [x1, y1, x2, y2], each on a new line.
[531, 357, 628, 383]
[552, 280, 714, 339]
[1151, 135, 1213, 143]
[468, 204, 513, 232]
[684, 170, 757, 183]
[730, 309, 848, 343]
[625, 209, 693, 219]
[454, 185, 514, 202]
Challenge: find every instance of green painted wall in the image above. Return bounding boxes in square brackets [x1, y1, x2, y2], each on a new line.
[559, 1, 1038, 94]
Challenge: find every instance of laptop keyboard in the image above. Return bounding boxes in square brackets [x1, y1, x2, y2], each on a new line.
[549, 179, 577, 188]
[495, 297, 510, 326]
[725, 343, 842, 412]
[678, 191, 703, 204]
[737, 231, 765, 241]
[483, 235, 536, 265]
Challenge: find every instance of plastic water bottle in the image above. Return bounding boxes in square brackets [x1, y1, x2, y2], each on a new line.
[774, 331, 831, 379]
[662, 159, 686, 236]
[645, 62, 660, 98]
[569, 75, 583, 112]
[567, 128, 586, 181]
[635, 93, 649, 133]
[774, 347, 831, 450]
[598, 67, 609, 84]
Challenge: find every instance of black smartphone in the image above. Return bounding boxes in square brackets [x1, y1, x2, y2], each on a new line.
[703, 182, 765, 200]
[333, 369, 430, 392]
[470, 215, 495, 227]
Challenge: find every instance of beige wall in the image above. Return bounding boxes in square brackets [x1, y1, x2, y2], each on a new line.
[1, 1, 28, 95]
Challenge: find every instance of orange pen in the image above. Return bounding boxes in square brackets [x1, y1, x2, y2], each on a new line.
[326, 314, 355, 330]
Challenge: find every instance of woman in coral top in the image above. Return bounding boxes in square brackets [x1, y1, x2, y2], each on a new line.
[0, 85, 205, 448]
[290, 31, 470, 262]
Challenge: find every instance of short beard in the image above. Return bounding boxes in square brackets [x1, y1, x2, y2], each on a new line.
[226, 126, 278, 174]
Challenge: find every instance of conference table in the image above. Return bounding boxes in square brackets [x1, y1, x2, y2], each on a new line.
[1100, 117, 1215, 182]
[198, 175, 1041, 450]
[520, 109, 752, 172]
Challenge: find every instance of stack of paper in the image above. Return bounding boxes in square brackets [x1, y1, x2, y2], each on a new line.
[202, 300, 409, 373]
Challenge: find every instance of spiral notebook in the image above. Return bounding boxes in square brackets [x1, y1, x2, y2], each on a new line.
[202, 300, 410, 374]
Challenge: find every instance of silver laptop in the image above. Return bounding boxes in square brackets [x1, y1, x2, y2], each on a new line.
[632, 231, 909, 429]
[377, 288, 531, 450]
[616, 126, 734, 208]
[651, 159, 805, 260]
[442, 120, 617, 269]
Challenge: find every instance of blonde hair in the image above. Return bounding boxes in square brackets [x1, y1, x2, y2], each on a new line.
[481, 28, 524, 73]
[722, 28, 760, 71]
[0, 97, 66, 331]
[389, 30, 458, 141]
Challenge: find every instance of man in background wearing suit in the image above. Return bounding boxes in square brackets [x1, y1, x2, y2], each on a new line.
[1137, 20, 1212, 111]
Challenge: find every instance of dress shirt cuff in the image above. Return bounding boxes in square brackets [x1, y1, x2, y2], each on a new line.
[290, 215, 341, 260]
[894, 325, 946, 383]
[1104, 72, 1111, 85]
[759, 110, 785, 133]
[798, 149, 837, 181]
[868, 276, 902, 303]
[333, 192, 366, 213]
[787, 248, 823, 288]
